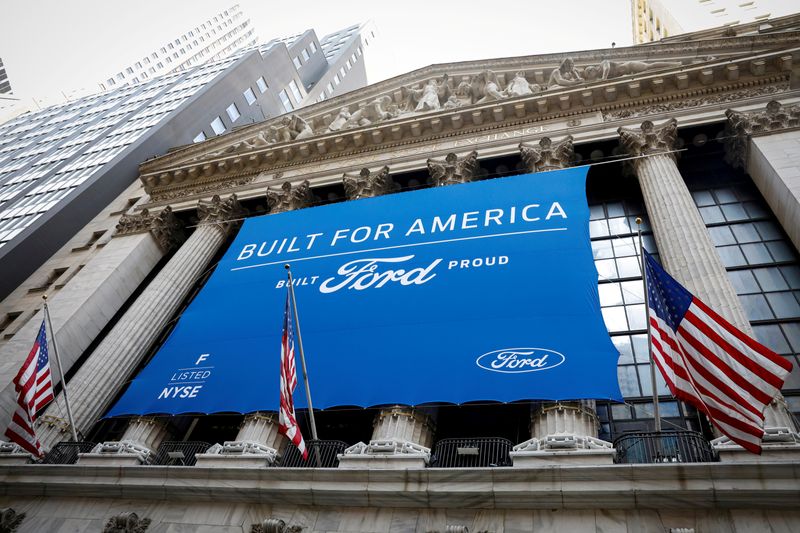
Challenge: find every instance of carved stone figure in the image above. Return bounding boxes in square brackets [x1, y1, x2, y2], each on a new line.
[251, 518, 303, 533]
[547, 58, 584, 89]
[344, 96, 397, 128]
[270, 115, 314, 143]
[471, 70, 505, 104]
[724, 100, 800, 168]
[427, 151, 480, 187]
[343, 166, 393, 199]
[504, 71, 541, 97]
[401, 75, 451, 112]
[443, 95, 463, 109]
[103, 512, 151, 533]
[519, 136, 574, 173]
[582, 59, 683, 81]
[115, 206, 185, 253]
[267, 180, 313, 213]
[326, 108, 352, 132]
[0, 508, 25, 533]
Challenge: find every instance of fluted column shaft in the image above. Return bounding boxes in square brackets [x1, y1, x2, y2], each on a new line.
[119, 417, 170, 452]
[621, 120, 793, 430]
[39, 197, 241, 449]
[371, 407, 434, 449]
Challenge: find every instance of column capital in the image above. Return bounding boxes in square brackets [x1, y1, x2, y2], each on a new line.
[343, 166, 393, 199]
[617, 118, 679, 162]
[114, 206, 185, 253]
[266, 180, 313, 213]
[724, 100, 800, 168]
[427, 150, 479, 187]
[196, 194, 245, 235]
[519, 135, 574, 173]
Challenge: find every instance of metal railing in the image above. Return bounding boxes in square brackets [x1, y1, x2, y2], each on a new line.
[278, 439, 347, 468]
[429, 437, 514, 468]
[151, 441, 211, 466]
[41, 441, 96, 464]
[614, 430, 718, 464]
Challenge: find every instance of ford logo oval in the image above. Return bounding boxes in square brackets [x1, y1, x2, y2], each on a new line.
[476, 348, 565, 374]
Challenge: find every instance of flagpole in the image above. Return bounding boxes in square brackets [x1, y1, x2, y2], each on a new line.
[284, 265, 319, 442]
[636, 218, 662, 432]
[42, 295, 79, 442]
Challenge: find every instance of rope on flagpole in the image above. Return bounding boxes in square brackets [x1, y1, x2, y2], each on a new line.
[636, 218, 663, 433]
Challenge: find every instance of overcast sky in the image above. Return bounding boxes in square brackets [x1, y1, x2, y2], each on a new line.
[0, 0, 633, 101]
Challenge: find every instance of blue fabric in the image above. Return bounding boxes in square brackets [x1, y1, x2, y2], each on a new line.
[106, 167, 622, 417]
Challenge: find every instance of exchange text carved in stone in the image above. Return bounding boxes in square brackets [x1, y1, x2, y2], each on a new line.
[519, 136, 574, 172]
[267, 180, 313, 213]
[343, 166, 393, 199]
[427, 151, 480, 187]
[114, 206, 185, 253]
[724, 100, 800, 168]
[103, 512, 151, 533]
[0, 508, 25, 533]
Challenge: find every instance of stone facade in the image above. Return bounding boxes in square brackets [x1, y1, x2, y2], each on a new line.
[1, 15, 800, 532]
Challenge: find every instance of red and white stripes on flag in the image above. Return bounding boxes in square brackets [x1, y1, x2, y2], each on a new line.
[644, 252, 792, 454]
[278, 290, 308, 460]
[4, 320, 54, 457]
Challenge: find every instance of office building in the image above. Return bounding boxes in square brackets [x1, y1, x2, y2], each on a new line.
[99, 4, 258, 92]
[0, 23, 376, 306]
[0, 14, 797, 533]
[631, 0, 799, 42]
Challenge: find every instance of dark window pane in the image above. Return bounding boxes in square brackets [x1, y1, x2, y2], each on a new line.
[728, 269, 760, 294]
[780, 266, 800, 289]
[753, 267, 789, 292]
[782, 359, 800, 389]
[632, 334, 649, 363]
[782, 323, 800, 352]
[699, 205, 725, 224]
[633, 402, 654, 419]
[659, 401, 680, 417]
[741, 242, 771, 264]
[743, 201, 769, 219]
[714, 188, 737, 203]
[721, 203, 748, 222]
[607, 202, 625, 217]
[692, 190, 715, 207]
[589, 205, 605, 220]
[731, 223, 760, 243]
[753, 324, 791, 354]
[766, 292, 800, 319]
[767, 241, 795, 262]
[755, 220, 782, 241]
[611, 403, 633, 420]
[639, 364, 669, 396]
[709, 226, 736, 246]
[739, 294, 775, 320]
[717, 245, 747, 267]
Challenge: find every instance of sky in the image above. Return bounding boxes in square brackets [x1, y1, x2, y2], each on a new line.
[0, 0, 633, 102]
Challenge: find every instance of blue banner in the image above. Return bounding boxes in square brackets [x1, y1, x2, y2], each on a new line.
[107, 167, 622, 417]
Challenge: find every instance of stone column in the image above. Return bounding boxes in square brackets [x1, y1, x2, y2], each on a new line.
[618, 119, 799, 459]
[511, 138, 615, 465]
[0, 207, 182, 442]
[334, 168, 438, 469]
[198, 182, 312, 468]
[37, 195, 243, 460]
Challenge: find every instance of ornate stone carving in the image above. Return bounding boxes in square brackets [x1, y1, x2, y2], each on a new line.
[582, 59, 682, 81]
[470, 70, 505, 104]
[251, 518, 302, 533]
[602, 84, 788, 121]
[547, 58, 584, 89]
[150, 174, 257, 203]
[427, 151, 480, 187]
[0, 508, 25, 533]
[617, 118, 679, 168]
[103, 512, 151, 533]
[269, 114, 315, 142]
[343, 166, 393, 199]
[196, 194, 245, 234]
[401, 75, 451, 112]
[345, 96, 399, 129]
[724, 100, 800, 168]
[519, 136, 574, 172]
[504, 71, 541, 97]
[267, 180, 313, 213]
[114, 206, 185, 252]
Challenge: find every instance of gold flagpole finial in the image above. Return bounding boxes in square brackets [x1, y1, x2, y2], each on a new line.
[635, 217, 643, 225]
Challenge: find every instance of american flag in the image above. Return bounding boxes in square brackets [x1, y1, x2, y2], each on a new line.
[278, 290, 308, 460]
[644, 251, 792, 454]
[4, 320, 54, 457]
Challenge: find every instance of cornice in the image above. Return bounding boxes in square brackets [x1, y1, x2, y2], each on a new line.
[140, 32, 800, 176]
[140, 46, 793, 201]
